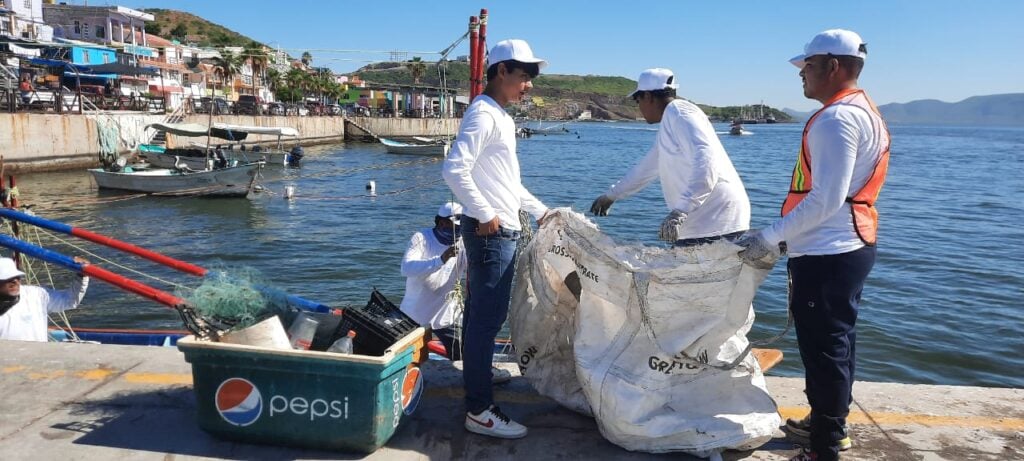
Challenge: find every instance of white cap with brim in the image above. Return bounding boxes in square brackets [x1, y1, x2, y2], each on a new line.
[628, 68, 679, 98]
[487, 39, 548, 71]
[0, 258, 25, 281]
[437, 202, 463, 225]
[790, 29, 867, 68]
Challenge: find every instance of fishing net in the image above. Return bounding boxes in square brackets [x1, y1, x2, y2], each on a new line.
[176, 267, 293, 338]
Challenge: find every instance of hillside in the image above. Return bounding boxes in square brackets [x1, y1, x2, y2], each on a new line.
[141, 9, 262, 47]
[352, 61, 792, 121]
[878, 94, 1024, 126]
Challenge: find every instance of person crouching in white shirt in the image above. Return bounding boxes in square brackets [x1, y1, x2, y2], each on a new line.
[0, 256, 90, 342]
[590, 68, 751, 246]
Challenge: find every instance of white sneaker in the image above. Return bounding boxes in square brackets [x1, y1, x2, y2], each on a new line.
[491, 366, 512, 384]
[465, 405, 528, 439]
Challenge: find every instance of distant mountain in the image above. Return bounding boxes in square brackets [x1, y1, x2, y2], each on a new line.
[878, 94, 1023, 126]
[783, 108, 813, 122]
[787, 94, 1023, 126]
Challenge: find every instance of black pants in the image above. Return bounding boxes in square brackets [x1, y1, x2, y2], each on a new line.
[789, 245, 876, 461]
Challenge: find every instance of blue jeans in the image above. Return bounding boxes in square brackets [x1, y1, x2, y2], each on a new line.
[789, 245, 876, 461]
[460, 216, 520, 414]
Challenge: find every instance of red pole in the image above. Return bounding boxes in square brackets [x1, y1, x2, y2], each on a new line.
[469, 16, 480, 100]
[477, 9, 488, 98]
[82, 264, 187, 308]
[8, 175, 20, 267]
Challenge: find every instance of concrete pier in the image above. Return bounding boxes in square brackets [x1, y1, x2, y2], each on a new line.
[0, 340, 1021, 460]
[0, 113, 460, 172]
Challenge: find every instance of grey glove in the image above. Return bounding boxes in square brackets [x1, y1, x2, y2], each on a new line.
[735, 230, 781, 270]
[590, 194, 615, 216]
[658, 210, 687, 242]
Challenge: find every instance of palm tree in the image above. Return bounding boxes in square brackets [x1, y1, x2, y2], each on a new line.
[407, 57, 427, 84]
[244, 42, 268, 112]
[285, 68, 309, 103]
[216, 50, 244, 101]
[301, 51, 312, 67]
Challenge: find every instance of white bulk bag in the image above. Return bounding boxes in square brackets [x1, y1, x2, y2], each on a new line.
[509, 209, 780, 456]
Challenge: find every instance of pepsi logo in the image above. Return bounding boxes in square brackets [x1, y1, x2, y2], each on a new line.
[216, 378, 263, 426]
[401, 367, 423, 415]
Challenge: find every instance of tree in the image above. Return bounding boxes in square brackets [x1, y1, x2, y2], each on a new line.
[144, 22, 161, 35]
[244, 42, 268, 109]
[169, 23, 188, 39]
[407, 57, 426, 84]
[301, 51, 312, 67]
[215, 50, 244, 99]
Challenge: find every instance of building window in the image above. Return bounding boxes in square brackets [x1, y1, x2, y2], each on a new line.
[96, 25, 105, 39]
[24, 0, 31, 9]
[73, 21, 80, 34]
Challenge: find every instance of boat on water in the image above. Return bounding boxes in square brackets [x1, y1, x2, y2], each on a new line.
[729, 121, 748, 136]
[142, 123, 302, 168]
[380, 137, 450, 156]
[88, 161, 263, 197]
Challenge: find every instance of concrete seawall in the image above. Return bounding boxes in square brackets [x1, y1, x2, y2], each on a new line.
[0, 113, 461, 172]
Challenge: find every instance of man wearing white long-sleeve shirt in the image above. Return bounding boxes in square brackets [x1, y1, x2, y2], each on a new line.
[737, 29, 890, 461]
[399, 202, 467, 358]
[0, 257, 90, 342]
[591, 68, 750, 245]
[441, 39, 549, 440]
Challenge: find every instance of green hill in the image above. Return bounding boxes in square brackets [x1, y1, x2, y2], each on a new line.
[141, 9, 262, 47]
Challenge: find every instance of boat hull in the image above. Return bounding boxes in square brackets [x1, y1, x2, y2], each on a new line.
[381, 138, 449, 156]
[88, 163, 261, 197]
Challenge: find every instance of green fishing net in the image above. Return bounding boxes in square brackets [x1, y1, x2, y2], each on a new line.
[177, 267, 291, 331]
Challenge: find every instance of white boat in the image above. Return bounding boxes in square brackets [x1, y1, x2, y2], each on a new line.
[88, 162, 263, 197]
[143, 123, 300, 167]
[380, 137, 450, 156]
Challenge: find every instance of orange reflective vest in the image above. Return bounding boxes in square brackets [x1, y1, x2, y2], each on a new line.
[781, 88, 890, 245]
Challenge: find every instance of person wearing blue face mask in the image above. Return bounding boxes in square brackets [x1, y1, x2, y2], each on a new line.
[399, 202, 512, 385]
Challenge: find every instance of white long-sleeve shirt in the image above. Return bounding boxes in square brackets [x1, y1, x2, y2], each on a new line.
[0, 276, 89, 342]
[399, 229, 467, 330]
[604, 99, 750, 239]
[761, 101, 886, 256]
[442, 95, 547, 231]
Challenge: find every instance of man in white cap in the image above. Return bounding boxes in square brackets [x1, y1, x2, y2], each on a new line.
[737, 29, 890, 461]
[590, 68, 750, 246]
[0, 256, 90, 342]
[399, 202, 513, 381]
[442, 38, 549, 439]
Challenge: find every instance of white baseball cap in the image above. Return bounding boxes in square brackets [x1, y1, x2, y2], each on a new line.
[437, 202, 463, 224]
[628, 68, 679, 98]
[0, 258, 25, 281]
[790, 29, 867, 68]
[487, 39, 548, 70]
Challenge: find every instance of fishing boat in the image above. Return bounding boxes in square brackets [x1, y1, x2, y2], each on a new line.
[729, 121, 746, 136]
[142, 123, 301, 168]
[380, 137, 450, 156]
[526, 119, 575, 136]
[88, 161, 263, 197]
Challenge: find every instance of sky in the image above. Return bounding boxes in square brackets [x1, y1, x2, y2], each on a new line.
[107, 0, 1024, 111]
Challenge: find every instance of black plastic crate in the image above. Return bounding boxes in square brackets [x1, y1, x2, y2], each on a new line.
[338, 289, 420, 356]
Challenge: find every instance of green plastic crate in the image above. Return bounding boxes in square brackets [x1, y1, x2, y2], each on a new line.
[178, 327, 426, 453]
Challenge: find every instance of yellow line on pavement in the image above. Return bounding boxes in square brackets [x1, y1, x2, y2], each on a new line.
[778, 406, 1024, 431]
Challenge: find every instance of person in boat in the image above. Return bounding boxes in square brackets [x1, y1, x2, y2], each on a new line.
[736, 29, 889, 461]
[590, 68, 750, 247]
[397, 202, 512, 383]
[0, 257, 90, 342]
[442, 38, 550, 440]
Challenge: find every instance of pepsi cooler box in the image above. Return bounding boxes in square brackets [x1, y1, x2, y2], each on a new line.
[177, 327, 426, 453]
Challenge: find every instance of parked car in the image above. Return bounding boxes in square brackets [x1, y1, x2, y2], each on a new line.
[196, 97, 230, 114]
[326, 104, 342, 116]
[305, 101, 325, 116]
[234, 95, 267, 115]
[267, 102, 286, 116]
